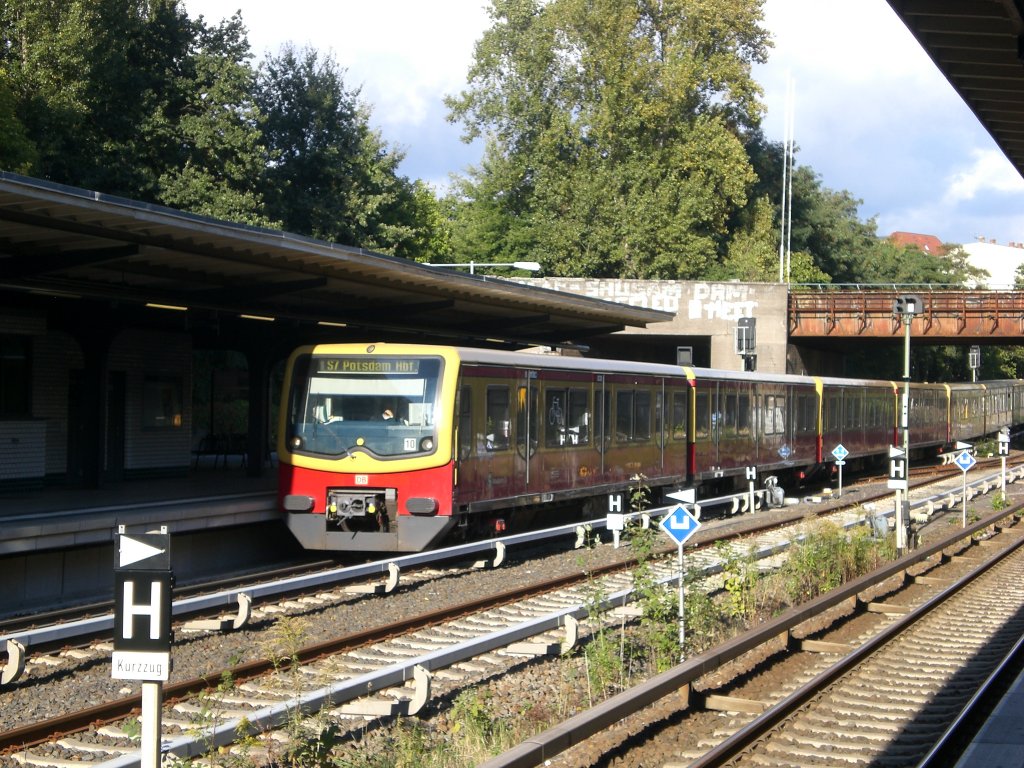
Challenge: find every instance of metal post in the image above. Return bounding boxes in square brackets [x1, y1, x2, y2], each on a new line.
[677, 543, 685, 661]
[899, 317, 911, 554]
[141, 681, 162, 768]
[962, 470, 968, 528]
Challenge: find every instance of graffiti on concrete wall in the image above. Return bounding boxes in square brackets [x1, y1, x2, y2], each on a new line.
[521, 278, 762, 321]
[688, 283, 757, 321]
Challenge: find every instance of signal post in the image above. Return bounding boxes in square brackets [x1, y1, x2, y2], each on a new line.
[113, 525, 172, 768]
[893, 294, 924, 554]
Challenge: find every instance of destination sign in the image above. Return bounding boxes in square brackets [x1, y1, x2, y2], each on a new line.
[317, 357, 421, 374]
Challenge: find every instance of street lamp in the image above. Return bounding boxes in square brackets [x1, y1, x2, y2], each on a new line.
[425, 261, 541, 275]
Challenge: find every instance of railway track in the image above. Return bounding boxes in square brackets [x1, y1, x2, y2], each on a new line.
[477, 500, 1024, 767]
[2, 459, 1020, 767]
[690, 516, 1024, 767]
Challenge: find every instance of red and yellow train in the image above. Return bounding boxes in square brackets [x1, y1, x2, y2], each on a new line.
[277, 343, 1022, 552]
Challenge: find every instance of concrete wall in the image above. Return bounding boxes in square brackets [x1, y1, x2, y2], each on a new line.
[515, 278, 791, 373]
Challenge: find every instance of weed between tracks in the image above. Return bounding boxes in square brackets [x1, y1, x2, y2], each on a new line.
[171, 518, 895, 768]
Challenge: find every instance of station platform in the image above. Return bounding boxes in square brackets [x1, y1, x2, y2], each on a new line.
[955, 664, 1024, 768]
[0, 466, 279, 556]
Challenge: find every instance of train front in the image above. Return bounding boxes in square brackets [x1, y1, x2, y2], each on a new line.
[277, 343, 460, 552]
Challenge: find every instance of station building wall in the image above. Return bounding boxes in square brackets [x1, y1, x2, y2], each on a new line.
[0, 309, 193, 487]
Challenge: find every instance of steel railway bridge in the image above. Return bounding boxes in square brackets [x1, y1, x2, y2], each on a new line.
[789, 287, 1024, 344]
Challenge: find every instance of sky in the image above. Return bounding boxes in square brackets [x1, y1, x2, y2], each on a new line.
[183, 0, 1024, 251]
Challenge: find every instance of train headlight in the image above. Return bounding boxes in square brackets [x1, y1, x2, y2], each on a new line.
[419, 437, 434, 452]
[290, 436, 303, 450]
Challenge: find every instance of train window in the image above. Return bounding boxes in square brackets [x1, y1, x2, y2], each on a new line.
[458, 386, 472, 459]
[796, 393, 816, 433]
[764, 395, 786, 435]
[695, 392, 710, 440]
[635, 390, 652, 440]
[485, 386, 511, 451]
[544, 387, 590, 447]
[568, 388, 590, 445]
[516, 384, 539, 455]
[654, 390, 664, 446]
[723, 393, 737, 436]
[737, 393, 751, 435]
[614, 391, 647, 444]
[594, 388, 611, 448]
[763, 395, 774, 434]
[844, 392, 861, 429]
[291, 354, 442, 459]
[671, 391, 687, 441]
[825, 393, 840, 431]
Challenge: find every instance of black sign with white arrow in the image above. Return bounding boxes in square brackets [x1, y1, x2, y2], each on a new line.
[113, 528, 172, 681]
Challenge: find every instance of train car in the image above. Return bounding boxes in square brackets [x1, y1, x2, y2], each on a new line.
[277, 342, 1022, 553]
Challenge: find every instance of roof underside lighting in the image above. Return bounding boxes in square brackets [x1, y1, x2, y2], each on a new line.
[146, 302, 188, 311]
[240, 313, 275, 322]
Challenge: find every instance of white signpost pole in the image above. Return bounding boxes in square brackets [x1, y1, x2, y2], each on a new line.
[659, 502, 701, 662]
[676, 542, 685, 657]
[962, 469, 968, 528]
[142, 683, 162, 768]
[832, 445, 848, 498]
[954, 446, 976, 528]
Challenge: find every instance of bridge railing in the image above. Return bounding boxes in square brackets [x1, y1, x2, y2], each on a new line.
[788, 286, 1024, 338]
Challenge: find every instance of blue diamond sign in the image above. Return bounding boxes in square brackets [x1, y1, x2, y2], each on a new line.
[832, 444, 848, 462]
[659, 504, 702, 546]
[954, 450, 976, 473]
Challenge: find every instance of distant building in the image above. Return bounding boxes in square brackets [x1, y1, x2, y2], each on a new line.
[960, 238, 1024, 289]
[888, 231, 946, 255]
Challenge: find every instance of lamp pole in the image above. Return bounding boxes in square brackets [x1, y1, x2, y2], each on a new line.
[425, 261, 542, 275]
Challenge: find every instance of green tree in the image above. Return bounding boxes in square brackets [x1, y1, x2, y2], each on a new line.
[446, 0, 770, 278]
[156, 14, 271, 225]
[0, 1, 270, 222]
[0, 72, 37, 173]
[713, 194, 830, 284]
[255, 44, 422, 256]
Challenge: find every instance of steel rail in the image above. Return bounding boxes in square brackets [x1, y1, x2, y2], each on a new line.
[478, 500, 1024, 768]
[3, 459, 1016, 667]
[0, 484, 899, 757]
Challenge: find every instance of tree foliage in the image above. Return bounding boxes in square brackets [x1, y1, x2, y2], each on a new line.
[446, 0, 771, 278]
[0, 1, 428, 253]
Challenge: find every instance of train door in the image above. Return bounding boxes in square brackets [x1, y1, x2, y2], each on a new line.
[514, 369, 539, 490]
[668, 382, 690, 481]
[709, 381, 721, 468]
[594, 375, 609, 479]
[694, 381, 714, 474]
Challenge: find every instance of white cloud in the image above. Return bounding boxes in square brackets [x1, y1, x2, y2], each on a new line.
[184, 0, 489, 127]
[943, 148, 1024, 204]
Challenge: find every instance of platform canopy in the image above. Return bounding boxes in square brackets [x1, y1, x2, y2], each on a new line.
[886, 0, 1024, 180]
[0, 173, 670, 349]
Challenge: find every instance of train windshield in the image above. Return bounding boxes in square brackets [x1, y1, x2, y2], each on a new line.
[287, 354, 443, 458]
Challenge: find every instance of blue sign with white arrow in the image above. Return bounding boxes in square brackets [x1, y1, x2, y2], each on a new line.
[659, 504, 702, 546]
[954, 450, 976, 473]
